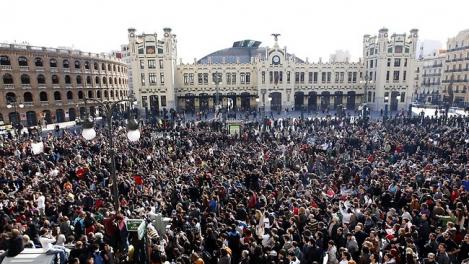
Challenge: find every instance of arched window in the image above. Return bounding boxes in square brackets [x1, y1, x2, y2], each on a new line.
[6, 92, 16, 102]
[76, 76, 82, 84]
[103, 77, 107, 85]
[84, 61, 90, 69]
[114, 77, 117, 85]
[0, 55, 11, 65]
[18, 56, 28, 66]
[51, 75, 59, 84]
[50, 58, 57, 67]
[113, 65, 116, 72]
[102, 63, 105, 70]
[94, 62, 98, 70]
[108, 64, 111, 71]
[109, 77, 113, 85]
[39, 92, 48, 101]
[37, 74, 45, 84]
[95, 76, 100, 84]
[104, 90, 108, 98]
[88, 90, 93, 98]
[78, 91, 84, 99]
[54, 91, 61, 101]
[86, 76, 91, 84]
[110, 90, 114, 98]
[74, 60, 81, 69]
[67, 91, 73, 100]
[2, 73, 13, 84]
[65, 75, 71, 84]
[118, 78, 121, 85]
[21, 74, 30, 84]
[35, 57, 43, 67]
[63, 59, 69, 68]
[97, 90, 101, 98]
[23, 92, 33, 102]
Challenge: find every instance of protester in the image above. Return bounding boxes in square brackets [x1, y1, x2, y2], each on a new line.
[0, 113, 468, 264]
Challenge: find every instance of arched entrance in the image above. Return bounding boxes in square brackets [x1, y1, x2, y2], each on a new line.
[334, 91, 343, 110]
[270, 92, 282, 112]
[89, 106, 96, 118]
[199, 93, 209, 112]
[390, 91, 399, 111]
[308, 92, 317, 111]
[79, 107, 87, 119]
[346, 91, 356, 110]
[185, 94, 195, 113]
[294, 91, 305, 111]
[320, 92, 330, 110]
[43, 110, 52, 124]
[56, 109, 65, 123]
[227, 93, 237, 110]
[68, 108, 77, 121]
[149, 95, 159, 117]
[240, 92, 251, 111]
[26, 111, 37, 127]
[8, 112, 19, 126]
[212, 93, 223, 109]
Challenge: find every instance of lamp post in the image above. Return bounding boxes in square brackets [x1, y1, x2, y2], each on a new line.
[213, 71, 222, 118]
[267, 95, 272, 117]
[7, 100, 25, 127]
[384, 96, 389, 119]
[81, 96, 140, 212]
[359, 73, 373, 118]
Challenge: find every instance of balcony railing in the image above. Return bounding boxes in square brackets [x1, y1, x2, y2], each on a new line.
[445, 68, 469, 73]
[442, 79, 469, 83]
[1, 65, 12, 70]
[24, 102, 34, 107]
[4, 84, 14, 89]
[65, 85, 72, 89]
[53, 85, 60, 89]
[63, 68, 70, 73]
[36, 67, 44, 72]
[422, 73, 442, 77]
[40, 101, 48, 106]
[447, 45, 469, 52]
[50, 68, 58, 72]
[38, 84, 46, 89]
[19, 66, 29, 71]
[22, 84, 32, 89]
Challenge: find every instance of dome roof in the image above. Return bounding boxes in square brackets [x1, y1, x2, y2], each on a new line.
[197, 40, 304, 64]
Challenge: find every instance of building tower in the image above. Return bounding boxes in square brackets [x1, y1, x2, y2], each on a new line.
[126, 28, 178, 119]
[363, 28, 418, 113]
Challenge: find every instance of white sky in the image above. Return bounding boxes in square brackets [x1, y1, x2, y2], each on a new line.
[2, 0, 468, 63]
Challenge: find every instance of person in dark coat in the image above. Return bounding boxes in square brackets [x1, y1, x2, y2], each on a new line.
[6, 229, 24, 257]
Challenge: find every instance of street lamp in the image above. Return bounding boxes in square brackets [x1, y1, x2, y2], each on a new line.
[213, 71, 222, 116]
[360, 74, 374, 118]
[7, 100, 25, 126]
[267, 96, 272, 116]
[255, 97, 260, 111]
[80, 96, 140, 212]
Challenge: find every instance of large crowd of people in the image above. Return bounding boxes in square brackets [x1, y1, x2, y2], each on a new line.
[0, 112, 469, 264]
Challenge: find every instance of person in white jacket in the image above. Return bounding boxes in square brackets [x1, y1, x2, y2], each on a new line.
[339, 201, 353, 226]
[39, 228, 68, 264]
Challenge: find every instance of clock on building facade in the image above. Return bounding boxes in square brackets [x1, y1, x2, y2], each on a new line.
[272, 55, 280, 65]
